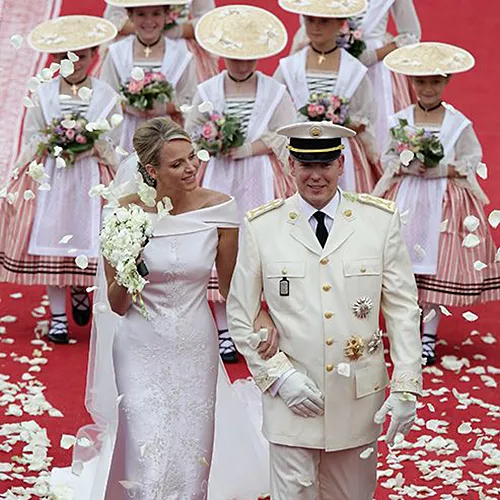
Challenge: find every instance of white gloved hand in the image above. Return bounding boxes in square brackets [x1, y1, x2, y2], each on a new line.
[278, 372, 325, 418]
[374, 392, 417, 446]
[228, 143, 253, 160]
[394, 33, 419, 48]
[401, 158, 426, 176]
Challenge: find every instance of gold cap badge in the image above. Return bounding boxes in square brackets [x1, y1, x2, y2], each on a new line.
[309, 125, 322, 137]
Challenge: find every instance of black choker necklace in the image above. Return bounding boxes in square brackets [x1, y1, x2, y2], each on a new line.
[228, 72, 255, 84]
[310, 44, 338, 65]
[63, 75, 88, 96]
[418, 101, 442, 113]
[136, 35, 163, 58]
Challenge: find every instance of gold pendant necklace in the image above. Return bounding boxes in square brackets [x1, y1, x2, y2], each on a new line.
[137, 35, 162, 59]
[310, 44, 338, 66]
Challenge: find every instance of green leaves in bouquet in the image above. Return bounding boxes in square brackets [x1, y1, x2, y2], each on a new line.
[221, 115, 245, 151]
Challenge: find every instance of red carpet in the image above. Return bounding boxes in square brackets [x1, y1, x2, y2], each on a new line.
[1, 0, 499, 498]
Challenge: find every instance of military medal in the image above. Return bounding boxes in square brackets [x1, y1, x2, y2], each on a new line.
[279, 278, 290, 297]
[344, 335, 365, 361]
[352, 297, 373, 319]
[367, 329, 383, 355]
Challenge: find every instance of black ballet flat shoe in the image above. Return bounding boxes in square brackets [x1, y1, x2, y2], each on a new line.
[219, 330, 238, 364]
[423, 351, 437, 366]
[47, 314, 69, 344]
[422, 331, 437, 366]
[71, 288, 91, 326]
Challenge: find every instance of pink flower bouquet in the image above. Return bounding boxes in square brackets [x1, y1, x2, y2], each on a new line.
[121, 71, 174, 111]
[299, 93, 350, 125]
[336, 18, 366, 59]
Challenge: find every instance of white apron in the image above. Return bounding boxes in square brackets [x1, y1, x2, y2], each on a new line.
[279, 47, 367, 191]
[109, 35, 193, 152]
[28, 78, 117, 258]
[199, 71, 286, 221]
[394, 105, 471, 274]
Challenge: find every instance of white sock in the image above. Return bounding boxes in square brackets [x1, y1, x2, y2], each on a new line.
[422, 304, 441, 355]
[47, 286, 67, 317]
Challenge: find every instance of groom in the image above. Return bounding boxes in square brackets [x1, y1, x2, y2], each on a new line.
[227, 122, 422, 499]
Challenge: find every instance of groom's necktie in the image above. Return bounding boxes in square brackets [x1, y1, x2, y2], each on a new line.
[313, 211, 328, 248]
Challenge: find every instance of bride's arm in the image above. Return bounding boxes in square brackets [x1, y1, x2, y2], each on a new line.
[104, 259, 133, 316]
[215, 226, 238, 299]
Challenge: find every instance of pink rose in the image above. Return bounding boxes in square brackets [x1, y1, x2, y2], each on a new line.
[202, 122, 218, 140]
[127, 79, 145, 94]
[65, 129, 75, 140]
[340, 21, 350, 34]
[152, 72, 165, 81]
[75, 134, 87, 144]
[308, 104, 318, 118]
[397, 144, 408, 153]
[144, 74, 153, 85]
[315, 104, 326, 116]
[353, 30, 362, 40]
[211, 113, 222, 121]
[331, 114, 341, 124]
[330, 95, 341, 108]
[325, 110, 335, 120]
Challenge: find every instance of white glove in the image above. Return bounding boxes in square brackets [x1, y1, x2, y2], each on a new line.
[394, 33, 419, 48]
[229, 143, 253, 160]
[401, 158, 426, 176]
[374, 392, 417, 446]
[278, 372, 325, 418]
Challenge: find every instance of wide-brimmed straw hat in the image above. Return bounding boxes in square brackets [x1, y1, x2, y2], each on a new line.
[278, 0, 367, 18]
[384, 42, 475, 76]
[105, 0, 186, 7]
[28, 15, 117, 53]
[195, 5, 288, 60]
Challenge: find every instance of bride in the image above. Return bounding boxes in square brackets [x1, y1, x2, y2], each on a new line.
[51, 117, 277, 499]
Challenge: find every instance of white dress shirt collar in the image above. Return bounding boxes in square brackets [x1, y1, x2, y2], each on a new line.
[298, 190, 341, 232]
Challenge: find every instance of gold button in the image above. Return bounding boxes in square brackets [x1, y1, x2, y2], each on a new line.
[282, 268, 288, 275]
[360, 267, 367, 273]
[326, 364, 334, 372]
[320, 258, 329, 266]
[344, 209, 352, 217]
[322, 284, 332, 292]
[326, 339, 334, 346]
[289, 212, 298, 220]
[324, 311, 333, 319]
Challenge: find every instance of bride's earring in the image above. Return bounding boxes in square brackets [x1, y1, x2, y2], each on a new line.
[138, 162, 157, 188]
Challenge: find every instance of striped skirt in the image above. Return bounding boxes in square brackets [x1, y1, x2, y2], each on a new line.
[201, 153, 296, 303]
[350, 136, 383, 194]
[385, 177, 500, 307]
[0, 161, 114, 287]
[392, 72, 415, 114]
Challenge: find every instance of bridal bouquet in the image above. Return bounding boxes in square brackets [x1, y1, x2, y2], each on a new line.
[390, 118, 445, 169]
[121, 71, 174, 111]
[164, 5, 184, 30]
[336, 18, 366, 59]
[192, 112, 245, 156]
[299, 93, 350, 125]
[36, 113, 106, 166]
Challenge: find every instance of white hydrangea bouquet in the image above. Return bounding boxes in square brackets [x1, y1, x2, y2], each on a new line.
[98, 173, 172, 317]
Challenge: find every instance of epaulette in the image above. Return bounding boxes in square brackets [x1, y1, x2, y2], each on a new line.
[356, 193, 396, 214]
[246, 199, 284, 221]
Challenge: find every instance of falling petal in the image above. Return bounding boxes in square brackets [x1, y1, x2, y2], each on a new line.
[399, 209, 409, 225]
[39, 183, 51, 191]
[463, 215, 480, 232]
[27, 77, 41, 92]
[476, 162, 488, 180]
[59, 235, 73, 244]
[423, 308, 436, 323]
[23, 97, 35, 108]
[75, 255, 89, 270]
[77, 86, 93, 103]
[359, 447, 375, 460]
[458, 422, 473, 434]
[197, 149, 210, 162]
[23, 190, 35, 201]
[462, 234, 480, 248]
[115, 146, 129, 157]
[60, 59, 75, 78]
[60, 435, 77, 449]
[110, 113, 123, 128]
[488, 210, 500, 229]
[67, 51, 79, 62]
[53, 146, 63, 157]
[399, 149, 415, 166]
[50, 62, 61, 73]
[40, 68, 53, 81]
[462, 311, 478, 322]
[180, 104, 193, 113]
[337, 362, 350, 377]
[439, 305, 452, 317]
[119, 481, 138, 490]
[9, 293, 23, 299]
[86, 286, 98, 293]
[10, 34, 23, 49]
[440, 219, 449, 232]
[72, 461, 84, 477]
[474, 261, 487, 271]
[198, 100, 214, 114]
[131, 67, 145, 81]
[56, 157, 66, 169]
[414, 244, 426, 260]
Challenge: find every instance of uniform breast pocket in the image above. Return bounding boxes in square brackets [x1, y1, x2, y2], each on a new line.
[343, 258, 381, 278]
[264, 261, 305, 312]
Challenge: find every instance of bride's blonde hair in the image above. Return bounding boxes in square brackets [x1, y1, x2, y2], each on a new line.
[133, 118, 191, 186]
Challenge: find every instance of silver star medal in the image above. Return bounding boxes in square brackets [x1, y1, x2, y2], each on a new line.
[352, 297, 373, 319]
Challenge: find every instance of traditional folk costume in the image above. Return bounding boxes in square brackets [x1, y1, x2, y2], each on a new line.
[101, 0, 197, 153]
[101, 0, 218, 82]
[373, 43, 500, 363]
[0, 16, 122, 343]
[289, 0, 421, 154]
[276, 0, 382, 194]
[186, 5, 296, 361]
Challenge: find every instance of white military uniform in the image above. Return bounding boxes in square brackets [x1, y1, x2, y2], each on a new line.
[227, 191, 422, 499]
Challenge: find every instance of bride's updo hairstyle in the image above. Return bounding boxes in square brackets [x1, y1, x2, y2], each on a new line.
[133, 117, 191, 187]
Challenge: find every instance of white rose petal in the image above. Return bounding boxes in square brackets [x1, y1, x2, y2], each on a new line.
[61, 119, 76, 129]
[360, 447, 375, 460]
[75, 255, 89, 270]
[50, 62, 61, 73]
[6, 192, 18, 204]
[115, 146, 129, 156]
[23, 190, 35, 201]
[474, 261, 487, 271]
[9, 293, 23, 299]
[462, 311, 478, 322]
[464, 215, 480, 232]
[23, 96, 35, 108]
[59, 234, 73, 244]
[481, 333, 496, 345]
[60, 59, 75, 78]
[67, 51, 79, 62]
[53, 146, 63, 157]
[458, 422, 473, 434]
[56, 157, 67, 169]
[440, 219, 449, 232]
[110, 113, 123, 128]
[86, 286, 98, 293]
[10, 34, 23, 49]
[198, 100, 214, 114]
[39, 182, 51, 191]
[462, 234, 480, 248]
[40, 67, 54, 81]
[488, 210, 500, 229]
[423, 308, 436, 323]
[131, 67, 145, 81]
[476, 162, 488, 180]
[414, 244, 426, 260]
[399, 209, 409, 225]
[60, 434, 77, 449]
[180, 104, 193, 113]
[27, 77, 41, 92]
[119, 481, 138, 490]
[439, 305, 452, 317]
[399, 149, 415, 166]
[337, 363, 351, 378]
[78, 86, 93, 103]
[197, 149, 210, 162]
[0, 315, 17, 323]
